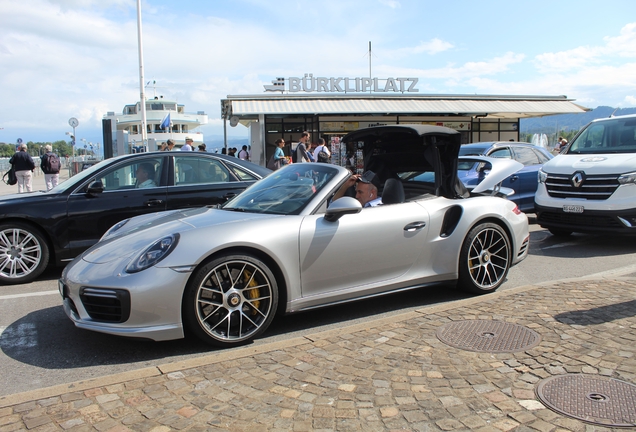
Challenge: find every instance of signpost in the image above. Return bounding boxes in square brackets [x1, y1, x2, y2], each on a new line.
[68, 117, 78, 159]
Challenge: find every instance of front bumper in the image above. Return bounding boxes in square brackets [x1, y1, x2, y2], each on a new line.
[535, 204, 636, 235]
[59, 259, 192, 341]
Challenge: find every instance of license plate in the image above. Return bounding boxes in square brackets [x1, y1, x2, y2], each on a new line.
[563, 205, 584, 213]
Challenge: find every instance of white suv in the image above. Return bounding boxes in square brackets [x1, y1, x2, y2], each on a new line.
[535, 114, 636, 236]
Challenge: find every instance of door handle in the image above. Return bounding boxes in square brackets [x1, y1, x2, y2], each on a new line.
[510, 175, 519, 182]
[404, 221, 426, 232]
[144, 199, 164, 207]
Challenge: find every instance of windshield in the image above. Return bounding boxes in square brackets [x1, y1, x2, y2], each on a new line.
[568, 117, 636, 154]
[222, 164, 339, 214]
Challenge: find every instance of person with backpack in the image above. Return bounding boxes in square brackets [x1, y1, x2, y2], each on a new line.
[294, 131, 312, 163]
[40, 144, 61, 191]
[313, 138, 331, 163]
[10, 143, 36, 193]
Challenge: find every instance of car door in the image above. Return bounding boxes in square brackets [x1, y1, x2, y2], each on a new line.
[508, 146, 542, 210]
[298, 202, 429, 298]
[66, 155, 168, 257]
[165, 155, 257, 209]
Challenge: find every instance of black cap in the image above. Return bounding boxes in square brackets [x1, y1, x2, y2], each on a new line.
[357, 170, 381, 189]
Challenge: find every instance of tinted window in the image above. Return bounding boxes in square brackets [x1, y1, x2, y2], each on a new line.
[488, 148, 512, 159]
[91, 157, 163, 191]
[513, 147, 540, 166]
[173, 155, 231, 185]
[533, 148, 550, 164]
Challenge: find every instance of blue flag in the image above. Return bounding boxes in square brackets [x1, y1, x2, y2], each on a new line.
[160, 113, 171, 130]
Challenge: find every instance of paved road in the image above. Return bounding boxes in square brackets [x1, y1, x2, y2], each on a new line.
[2, 274, 636, 431]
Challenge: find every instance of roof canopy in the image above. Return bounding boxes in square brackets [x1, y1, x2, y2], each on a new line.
[221, 94, 588, 120]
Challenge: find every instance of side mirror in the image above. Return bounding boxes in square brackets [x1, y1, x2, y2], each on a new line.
[86, 180, 104, 195]
[325, 197, 362, 222]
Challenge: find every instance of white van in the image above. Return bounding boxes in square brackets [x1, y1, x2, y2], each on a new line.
[534, 114, 636, 236]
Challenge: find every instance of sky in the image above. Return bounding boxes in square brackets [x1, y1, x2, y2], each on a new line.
[1, 0, 636, 153]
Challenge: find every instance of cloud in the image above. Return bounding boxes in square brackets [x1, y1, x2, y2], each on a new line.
[378, 0, 401, 8]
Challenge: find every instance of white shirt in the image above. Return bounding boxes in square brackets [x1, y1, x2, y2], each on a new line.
[181, 143, 193, 151]
[313, 144, 331, 161]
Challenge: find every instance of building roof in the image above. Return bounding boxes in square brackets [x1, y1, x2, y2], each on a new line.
[221, 94, 588, 120]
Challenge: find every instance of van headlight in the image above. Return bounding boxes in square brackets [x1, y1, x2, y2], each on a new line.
[538, 169, 548, 183]
[618, 171, 636, 185]
[126, 234, 179, 273]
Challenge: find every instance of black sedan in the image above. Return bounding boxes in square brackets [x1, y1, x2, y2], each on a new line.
[0, 151, 270, 284]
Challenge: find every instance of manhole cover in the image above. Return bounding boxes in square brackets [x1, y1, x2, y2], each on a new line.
[435, 319, 541, 353]
[536, 374, 636, 427]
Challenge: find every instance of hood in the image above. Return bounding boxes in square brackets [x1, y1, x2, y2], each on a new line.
[543, 153, 636, 175]
[459, 156, 524, 194]
[85, 207, 281, 264]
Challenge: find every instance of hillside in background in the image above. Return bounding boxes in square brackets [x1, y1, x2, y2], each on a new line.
[520, 106, 636, 134]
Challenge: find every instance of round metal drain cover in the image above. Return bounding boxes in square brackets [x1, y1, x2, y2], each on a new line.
[435, 319, 541, 353]
[536, 374, 636, 427]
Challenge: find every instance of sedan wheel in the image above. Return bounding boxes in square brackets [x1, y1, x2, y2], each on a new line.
[458, 222, 510, 294]
[0, 223, 50, 285]
[183, 254, 278, 347]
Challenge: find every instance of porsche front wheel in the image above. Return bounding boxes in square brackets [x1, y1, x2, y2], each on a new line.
[183, 254, 278, 347]
[458, 222, 511, 294]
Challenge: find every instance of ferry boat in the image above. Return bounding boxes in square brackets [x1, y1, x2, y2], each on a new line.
[103, 95, 208, 150]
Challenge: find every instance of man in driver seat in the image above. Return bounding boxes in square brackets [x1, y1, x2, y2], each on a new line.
[333, 170, 382, 207]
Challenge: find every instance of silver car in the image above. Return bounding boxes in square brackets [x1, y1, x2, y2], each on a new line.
[60, 125, 529, 347]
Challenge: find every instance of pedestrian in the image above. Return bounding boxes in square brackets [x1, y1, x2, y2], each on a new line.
[164, 139, 175, 151]
[238, 145, 250, 160]
[295, 131, 312, 163]
[181, 137, 194, 151]
[160, 141, 167, 151]
[9, 143, 36, 193]
[198, 143, 207, 152]
[313, 138, 331, 163]
[228, 147, 237, 157]
[40, 144, 61, 191]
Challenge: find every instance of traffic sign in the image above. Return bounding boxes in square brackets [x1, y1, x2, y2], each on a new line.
[17, 138, 23, 144]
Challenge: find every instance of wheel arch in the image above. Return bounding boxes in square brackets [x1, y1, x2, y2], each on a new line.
[182, 245, 289, 316]
[459, 216, 515, 268]
[0, 217, 56, 265]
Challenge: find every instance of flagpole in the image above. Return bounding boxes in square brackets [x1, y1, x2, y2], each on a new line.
[136, 0, 147, 146]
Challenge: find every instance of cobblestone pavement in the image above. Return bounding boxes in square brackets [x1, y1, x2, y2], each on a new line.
[1, 278, 636, 431]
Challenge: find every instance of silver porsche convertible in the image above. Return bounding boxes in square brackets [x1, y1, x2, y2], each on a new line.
[59, 125, 529, 347]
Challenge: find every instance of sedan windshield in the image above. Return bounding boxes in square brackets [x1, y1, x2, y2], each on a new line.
[222, 164, 339, 214]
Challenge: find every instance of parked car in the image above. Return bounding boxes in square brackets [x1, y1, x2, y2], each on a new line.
[0, 151, 270, 284]
[458, 142, 553, 212]
[59, 125, 530, 347]
[535, 114, 636, 236]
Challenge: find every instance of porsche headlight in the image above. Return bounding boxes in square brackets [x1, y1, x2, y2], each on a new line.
[538, 169, 548, 184]
[618, 171, 636, 185]
[126, 234, 179, 273]
[101, 218, 130, 241]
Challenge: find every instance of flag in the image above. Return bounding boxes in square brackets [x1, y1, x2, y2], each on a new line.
[160, 113, 171, 130]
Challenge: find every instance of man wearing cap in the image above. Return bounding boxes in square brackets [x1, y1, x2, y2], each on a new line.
[332, 170, 382, 207]
[181, 137, 194, 151]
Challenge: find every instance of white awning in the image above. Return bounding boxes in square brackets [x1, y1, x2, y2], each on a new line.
[223, 95, 588, 119]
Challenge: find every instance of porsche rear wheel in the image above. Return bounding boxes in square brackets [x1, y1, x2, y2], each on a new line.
[458, 222, 510, 294]
[183, 254, 278, 347]
[0, 222, 50, 285]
